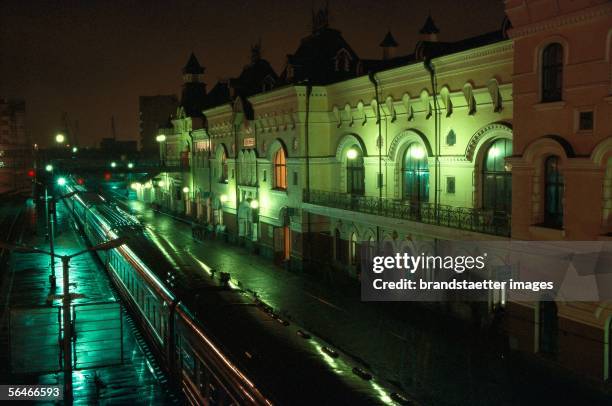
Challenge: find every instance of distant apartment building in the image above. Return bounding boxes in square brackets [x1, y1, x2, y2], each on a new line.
[0, 98, 30, 193]
[138, 95, 178, 153]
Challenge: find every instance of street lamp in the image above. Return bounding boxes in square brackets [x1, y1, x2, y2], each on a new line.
[110, 161, 117, 168]
[57, 177, 66, 186]
[72, 146, 78, 153]
[0, 237, 125, 404]
[127, 162, 134, 169]
[155, 134, 166, 142]
[55, 133, 65, 144]
[249, 199, 259, 209]
[182, 186, 190, 194]
[45, 164, 53, 172]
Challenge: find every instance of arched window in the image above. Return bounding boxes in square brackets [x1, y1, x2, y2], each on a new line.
[544, 156, 564, 228]
[349, 233, 358, 265]
[542, 43, 563, 102]
[483, 139, 512, 211]
[346, 146, 365, 195]
[219, 149, 228, 183]
[335, 49, 351, 72]
[273, 148, 287, 190]
[403, 143, 429, 203]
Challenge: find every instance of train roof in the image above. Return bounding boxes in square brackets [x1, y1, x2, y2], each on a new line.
[178, 285, 400, 405]
[85, 194, 408, 405]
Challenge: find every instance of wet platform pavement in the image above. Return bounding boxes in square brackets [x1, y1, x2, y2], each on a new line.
[121, 197, 612, 406]
[0, 198, 180, 405]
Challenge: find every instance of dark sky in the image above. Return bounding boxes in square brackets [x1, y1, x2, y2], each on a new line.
[0, 0, 505, 148]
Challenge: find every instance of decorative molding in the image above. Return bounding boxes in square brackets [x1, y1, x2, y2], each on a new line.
[465, 122, 513, 162]
[508, 3, 612, 39]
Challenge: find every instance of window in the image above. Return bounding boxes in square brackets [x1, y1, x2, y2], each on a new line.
[293, 171, 298, 186]
[402, 143, 429, 203]
[446, 177, 455, 194]
[273, 148, 287, 190]
[578, 111, 593, 131]
[335, 49, 351, 72]
[219, 150, 228, 183]
[346, 146, 365, 195]
[349, 233, 358, 265]
[482, 139, 512, 211]
[542, 43, 563, 102]
[544, 156, 564, 228]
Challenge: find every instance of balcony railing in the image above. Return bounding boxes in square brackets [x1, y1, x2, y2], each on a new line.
[303, 189, 511, 237]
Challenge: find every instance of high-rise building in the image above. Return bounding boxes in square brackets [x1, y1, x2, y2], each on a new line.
[0, 98, 30, 193]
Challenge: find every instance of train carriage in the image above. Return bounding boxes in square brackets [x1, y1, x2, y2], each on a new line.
[62, 183, 411, 406]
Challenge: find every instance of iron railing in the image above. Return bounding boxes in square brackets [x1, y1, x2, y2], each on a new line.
[303, 189, 511, 237]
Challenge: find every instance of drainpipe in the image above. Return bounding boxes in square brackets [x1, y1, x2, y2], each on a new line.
[368, 71, 383, 254]
[188, 129, 194, 217]
[205, 125, 212, 224]
[424, 58, 440, 224]
[305, 82, 312, 265]
[233, 116, 240, 242]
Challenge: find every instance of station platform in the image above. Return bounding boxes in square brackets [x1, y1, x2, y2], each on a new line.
[0, 197, 180, 405]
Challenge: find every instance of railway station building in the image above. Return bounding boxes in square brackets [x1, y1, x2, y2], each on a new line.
[144, 0, 612, 382]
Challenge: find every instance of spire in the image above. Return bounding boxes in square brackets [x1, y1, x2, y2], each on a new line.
[250, 40, 262, 64]
[311, 1, 330, 33]
[380, 30, 398, 47]
[419, 14, 439, 41]
[183, 52, 204, 75]
[380, 30, 399, 60]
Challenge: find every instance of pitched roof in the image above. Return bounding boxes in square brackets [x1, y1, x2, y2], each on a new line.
[282, 27, 360, 85]
[379, 31, 399, 47]
[419, 15, 440, 34]
[183, 53, 204, 74]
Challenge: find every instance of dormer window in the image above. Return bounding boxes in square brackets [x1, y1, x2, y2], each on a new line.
[335, 49, 351, 72]
[262, 75, 275, 92]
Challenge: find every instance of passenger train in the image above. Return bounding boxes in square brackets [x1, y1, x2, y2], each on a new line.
[63, 183, 411, 405]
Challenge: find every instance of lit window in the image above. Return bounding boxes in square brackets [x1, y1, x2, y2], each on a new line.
[274, 148, 287, 190]
[482, 139, 512, 211]
[541, 43, 563, 102]
[346, 146, 364, 195]
[403, 143, 429, 203]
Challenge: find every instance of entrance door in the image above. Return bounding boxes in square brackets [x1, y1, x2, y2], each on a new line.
[273, 226, 291, 263]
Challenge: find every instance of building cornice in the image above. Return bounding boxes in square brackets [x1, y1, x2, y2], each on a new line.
[508, 2, 612, 38]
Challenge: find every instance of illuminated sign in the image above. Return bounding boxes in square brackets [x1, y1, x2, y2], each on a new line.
[243, 137, 255, 148]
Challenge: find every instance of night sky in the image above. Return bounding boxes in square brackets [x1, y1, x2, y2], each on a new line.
[0, 0, 505, 148]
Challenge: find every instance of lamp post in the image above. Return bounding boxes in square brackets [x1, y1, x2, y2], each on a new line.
[55, 133, 66, 145]
[0, 237, 125, 404]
